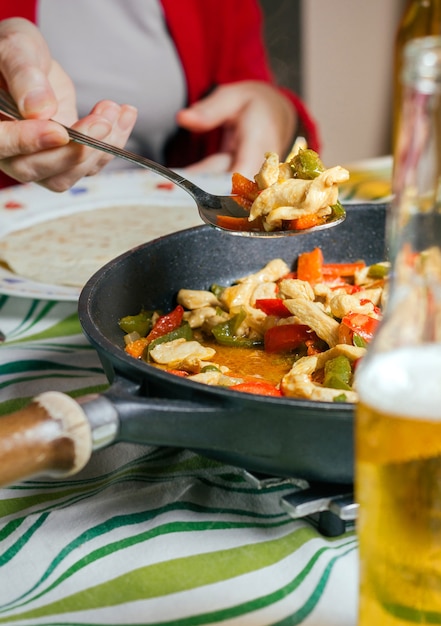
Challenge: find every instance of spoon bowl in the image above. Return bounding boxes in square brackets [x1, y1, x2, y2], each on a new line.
[0, 89, 346, 237]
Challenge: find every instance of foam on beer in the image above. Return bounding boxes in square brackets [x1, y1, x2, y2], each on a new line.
[356, 344, 441, 419]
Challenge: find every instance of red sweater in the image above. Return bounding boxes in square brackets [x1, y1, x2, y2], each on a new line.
[0, 0, 320, 187]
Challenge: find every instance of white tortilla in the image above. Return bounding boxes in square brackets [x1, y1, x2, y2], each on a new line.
[0, 204, 199, 287]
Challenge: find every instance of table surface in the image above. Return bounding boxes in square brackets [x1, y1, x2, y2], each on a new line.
[0, 164, 380, 625]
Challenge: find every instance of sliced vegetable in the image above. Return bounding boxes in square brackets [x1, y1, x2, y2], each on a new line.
[330, 283, 363, 294]
[210, 284, 225, 299]
[212, 310, 262, 348]
[353, 334, 368, 349]
[329, 200, 346, 220]
[264, 323, 312, 353]
[231, 172, 260, 201]
[147, 322, 193, 354]
[145, 305, 184, 344]
[255, 298, 291, 317]
[216, 215, 262, 231]
[368, 262, 389, 279]
[286, 213, 326, 231]
[125, 337, 149, 359]
[166, 369, 190, 377]
[322, 261, 366, 279]
[323, 355, 352, 390]
[341, 312, 380, 343]
[297, 247, 324, 285]
[333, 393, 348, 403]
[289, 148, 325, 180]
[201, 364, 221, 373]
[119, 309, 155, 336]
[229, 380, 282, 397]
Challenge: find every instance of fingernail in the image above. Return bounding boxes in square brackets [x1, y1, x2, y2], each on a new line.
[39, 127, 68, 149]
[88, 119, 112, 137]
[96, 101, 120, 124]
[118, 106, 137, 131]
[22, 89, 54, 117]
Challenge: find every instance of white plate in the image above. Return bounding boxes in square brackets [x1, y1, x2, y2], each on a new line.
[0, 168, 231, 301]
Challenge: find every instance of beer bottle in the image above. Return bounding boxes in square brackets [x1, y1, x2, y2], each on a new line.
[356, 37, 441, 625]
[392, 0, 441, 152]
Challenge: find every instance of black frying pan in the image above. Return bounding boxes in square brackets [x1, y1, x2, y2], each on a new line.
[0, 203, 387, 487]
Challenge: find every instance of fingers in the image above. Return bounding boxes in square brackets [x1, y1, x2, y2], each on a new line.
[0, 101, 138, 191]
[176, 85, 240, 132]
[38, 102, 138, 191]
[0, 18, 138, 191]
[0, 18, 58, 119]
[177, 81, 297, 177]
[0, 119, 68, 158]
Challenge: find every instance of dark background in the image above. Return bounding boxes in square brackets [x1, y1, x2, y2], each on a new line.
[259, 0, 302, 96]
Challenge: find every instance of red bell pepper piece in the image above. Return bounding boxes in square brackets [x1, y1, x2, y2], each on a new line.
[166, 369, 189, 377]
[255, 298, 291, 317]
[231, 172, 260, 202]
[297, 247, 324, 285]
[286, 213, 326, 231]
[145, 305, 184, 344]
[322, 261, 366, 279]
[264, 323, 312, 353]
[330, 283, 363, 294]
[359, 299, 381, 316]
[340, 312, 380, 343]
[125, 337, 149, 359]
[217, 215, 265, 231]
[229, 380, 282, 397]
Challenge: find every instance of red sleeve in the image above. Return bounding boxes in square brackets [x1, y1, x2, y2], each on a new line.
[0, 1, 37, 188]
[161, 0, 320, 166]
[0, 0, 36, 21]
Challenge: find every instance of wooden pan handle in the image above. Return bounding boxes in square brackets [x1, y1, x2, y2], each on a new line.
[0, 391, 92, 487]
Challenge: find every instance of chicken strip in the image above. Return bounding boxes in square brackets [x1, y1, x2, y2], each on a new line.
[283, 298, 340, 347]
[249, 166, 349, 228]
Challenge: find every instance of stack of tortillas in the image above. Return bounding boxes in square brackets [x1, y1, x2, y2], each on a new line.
[0, 204, 200, 287]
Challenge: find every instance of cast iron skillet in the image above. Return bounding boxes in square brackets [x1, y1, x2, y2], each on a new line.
[0, 204, 387, 487]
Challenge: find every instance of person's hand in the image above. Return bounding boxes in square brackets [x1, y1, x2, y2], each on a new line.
[176, 80, 297, 178]
[0, 18, 137, 191]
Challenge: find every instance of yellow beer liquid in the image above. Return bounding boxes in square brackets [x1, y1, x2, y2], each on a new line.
[356, 344, 441, 625]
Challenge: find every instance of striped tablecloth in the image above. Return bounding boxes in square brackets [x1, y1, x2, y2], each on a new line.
[0, 293, 358, 625]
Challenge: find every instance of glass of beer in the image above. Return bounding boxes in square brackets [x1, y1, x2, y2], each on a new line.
[356, 345, 441, 625]
[355, 37, 441, 625]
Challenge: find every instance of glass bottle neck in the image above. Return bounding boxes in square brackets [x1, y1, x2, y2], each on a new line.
[383, 37, 441, 347]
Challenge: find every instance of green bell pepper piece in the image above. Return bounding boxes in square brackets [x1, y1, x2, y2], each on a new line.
[353, 334, 368, 349]
[211, 283, 225, 298]
[146, 322, 193, 359]
[323, 355, 352, 390]
[212, 310, 262, 348]
[329, 200, 346, 220]
[289, 148, 325, 180]
[201, 364, 221, 373]
[368, 262, 389, 279]
[119, 310, 155, 337]
[333, 393, 348, 403]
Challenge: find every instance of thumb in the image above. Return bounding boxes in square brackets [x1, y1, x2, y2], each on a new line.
[0, 18, 58, 119]
[177, 85, 245, 132]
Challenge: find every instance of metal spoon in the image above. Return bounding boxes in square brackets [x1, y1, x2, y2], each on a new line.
[0, 88, 345, 237]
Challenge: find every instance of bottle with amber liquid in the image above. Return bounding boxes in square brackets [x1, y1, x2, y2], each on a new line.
[356, 37, 441, 625]
[393, 0, 441, 152]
